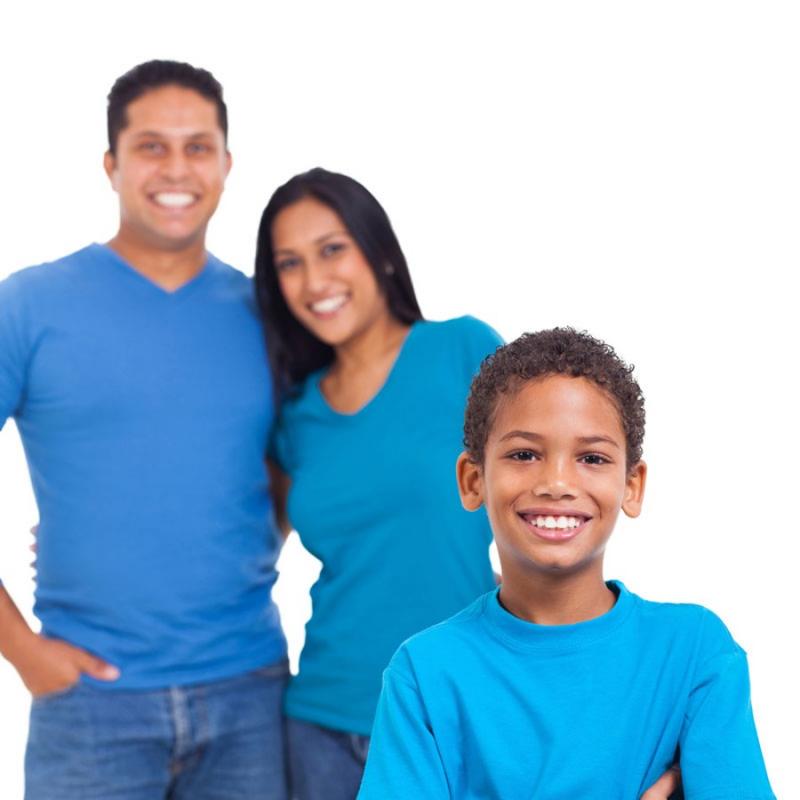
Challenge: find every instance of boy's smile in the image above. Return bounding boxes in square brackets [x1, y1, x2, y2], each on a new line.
[458, 375, 646, 605]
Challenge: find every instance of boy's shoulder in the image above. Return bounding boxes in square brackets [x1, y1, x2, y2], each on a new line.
[631, 587, 744, 661]
[386, 591, 495, 677]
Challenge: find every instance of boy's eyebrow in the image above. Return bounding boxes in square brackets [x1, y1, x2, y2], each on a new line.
[497, 431, 621, 449]
[577, 435, 621, 449]
[498, 431, 544, 443]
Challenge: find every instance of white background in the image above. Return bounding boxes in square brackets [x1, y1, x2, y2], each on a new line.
[1, 2, 797, 797]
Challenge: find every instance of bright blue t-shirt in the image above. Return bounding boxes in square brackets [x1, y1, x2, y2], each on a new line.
[0, 244, 286, 689]
[271, 316, 502, 735]
[359, 582, 774, 799]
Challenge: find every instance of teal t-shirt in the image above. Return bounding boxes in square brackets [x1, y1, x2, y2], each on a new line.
[271, 316, 502, 734]
[359, 582, 775, 799]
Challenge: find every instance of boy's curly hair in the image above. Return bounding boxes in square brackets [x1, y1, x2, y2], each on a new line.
[463, 328, 645, 469]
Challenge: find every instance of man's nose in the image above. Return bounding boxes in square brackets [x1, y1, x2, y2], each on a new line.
[160, 150, 191, 181]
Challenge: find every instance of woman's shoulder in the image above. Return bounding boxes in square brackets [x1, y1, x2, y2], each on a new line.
[416, 315, 503, 351]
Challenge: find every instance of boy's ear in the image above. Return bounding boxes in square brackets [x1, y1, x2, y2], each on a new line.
[622, 460, 647, 518]
[456, 451, 485, 511]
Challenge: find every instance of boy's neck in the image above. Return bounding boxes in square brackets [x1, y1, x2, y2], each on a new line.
[498, 566, 616, 626]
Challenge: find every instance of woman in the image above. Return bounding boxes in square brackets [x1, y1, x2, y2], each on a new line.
[255, 168, 681, 800]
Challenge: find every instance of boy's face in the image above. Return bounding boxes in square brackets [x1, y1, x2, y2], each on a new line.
[103, 85, 231, 253]
[457, 375, 646, 581]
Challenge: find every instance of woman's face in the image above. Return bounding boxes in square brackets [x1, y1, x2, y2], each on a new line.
[271, 197, 391, 348]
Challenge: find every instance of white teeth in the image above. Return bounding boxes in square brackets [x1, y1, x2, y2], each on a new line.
[310, 294, 348, 314]
[531, 515, 584, 530]
[154, 192, 195, 208]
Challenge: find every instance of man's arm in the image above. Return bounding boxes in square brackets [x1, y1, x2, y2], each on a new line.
[0, 585, 118, 697]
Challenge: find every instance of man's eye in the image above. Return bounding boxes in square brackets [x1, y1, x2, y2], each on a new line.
[139, 142, 165, 154]
[580, 454, 609, 465]
[187, 143, 211, 155]
[510, 450, 537, 462]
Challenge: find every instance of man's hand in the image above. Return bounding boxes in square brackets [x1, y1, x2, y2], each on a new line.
[640, 765, 681, 800]
[13, 634, 119, 698]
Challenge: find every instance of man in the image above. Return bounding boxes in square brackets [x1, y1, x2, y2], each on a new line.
[0, 60, 288, 799]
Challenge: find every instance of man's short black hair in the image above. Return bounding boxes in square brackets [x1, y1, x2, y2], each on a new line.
[463, 328, 645, 470]
[107, 59, 227, 154]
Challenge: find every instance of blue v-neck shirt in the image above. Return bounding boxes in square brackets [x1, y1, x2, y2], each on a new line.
[0, 244, 286, 688]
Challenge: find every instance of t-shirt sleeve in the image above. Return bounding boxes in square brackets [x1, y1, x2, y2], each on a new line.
[458, 315, 504, 378]
[358, 651, 451, 799]
[679, 611, 775, 799]
[0, 275, 30, 431]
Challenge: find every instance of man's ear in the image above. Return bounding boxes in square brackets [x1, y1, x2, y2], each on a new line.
[622, 460, 647, 519]
[224, 149, 232, 179]
[456, 451, 485, 512]
[103, 151, 118, 190]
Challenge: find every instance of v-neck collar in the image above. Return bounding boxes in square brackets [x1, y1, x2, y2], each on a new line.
[92, 242, 214, 298]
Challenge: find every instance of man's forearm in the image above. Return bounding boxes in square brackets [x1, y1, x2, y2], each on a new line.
[0, 585, 37, 670]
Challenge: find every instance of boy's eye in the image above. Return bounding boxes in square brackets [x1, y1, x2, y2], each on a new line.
[579, 453, 609, 465]
[509, 450, 538, 462]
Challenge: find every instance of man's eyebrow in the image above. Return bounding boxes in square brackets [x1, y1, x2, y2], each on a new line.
[130, 130, 216, 139]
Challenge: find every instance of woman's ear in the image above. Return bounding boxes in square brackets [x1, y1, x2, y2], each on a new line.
[456, 451, 485, 512]
[622, 460, 647, 519]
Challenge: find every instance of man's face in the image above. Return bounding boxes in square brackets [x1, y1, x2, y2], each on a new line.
[457, 375, 646, 581]
[103, 85, 231, 252]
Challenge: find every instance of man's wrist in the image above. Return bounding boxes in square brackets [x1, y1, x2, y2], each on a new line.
[0, 621, 39, 669]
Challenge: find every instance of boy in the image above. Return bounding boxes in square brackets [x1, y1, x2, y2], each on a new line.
[357, 328, 774, 799]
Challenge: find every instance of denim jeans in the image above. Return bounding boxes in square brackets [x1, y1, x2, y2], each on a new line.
[25, 662, 289, 800]
[287, 717, 370, 800]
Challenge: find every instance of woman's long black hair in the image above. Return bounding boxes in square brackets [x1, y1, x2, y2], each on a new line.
[255, 168, 424, 399]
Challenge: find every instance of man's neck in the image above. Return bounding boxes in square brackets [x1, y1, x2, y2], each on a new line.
[107, 231, 208, 292]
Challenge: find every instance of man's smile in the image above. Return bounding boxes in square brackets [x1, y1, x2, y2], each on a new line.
[149, 191, 199, 209]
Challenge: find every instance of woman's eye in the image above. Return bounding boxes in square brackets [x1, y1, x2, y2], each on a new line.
[321, 242, 345, 257]
[275, 258, 300, 272]
[510, 450, 538, 462]
[580, 454, 609, 465]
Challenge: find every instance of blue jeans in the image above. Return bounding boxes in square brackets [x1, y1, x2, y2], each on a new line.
[25, 662, 289, 800]
[287, 717, 370, 800]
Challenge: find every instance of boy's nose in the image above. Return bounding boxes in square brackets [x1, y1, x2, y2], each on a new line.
[533, 459, 577, 500]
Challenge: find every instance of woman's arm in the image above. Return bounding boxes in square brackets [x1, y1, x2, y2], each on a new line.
[267, 459, 292, 540]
